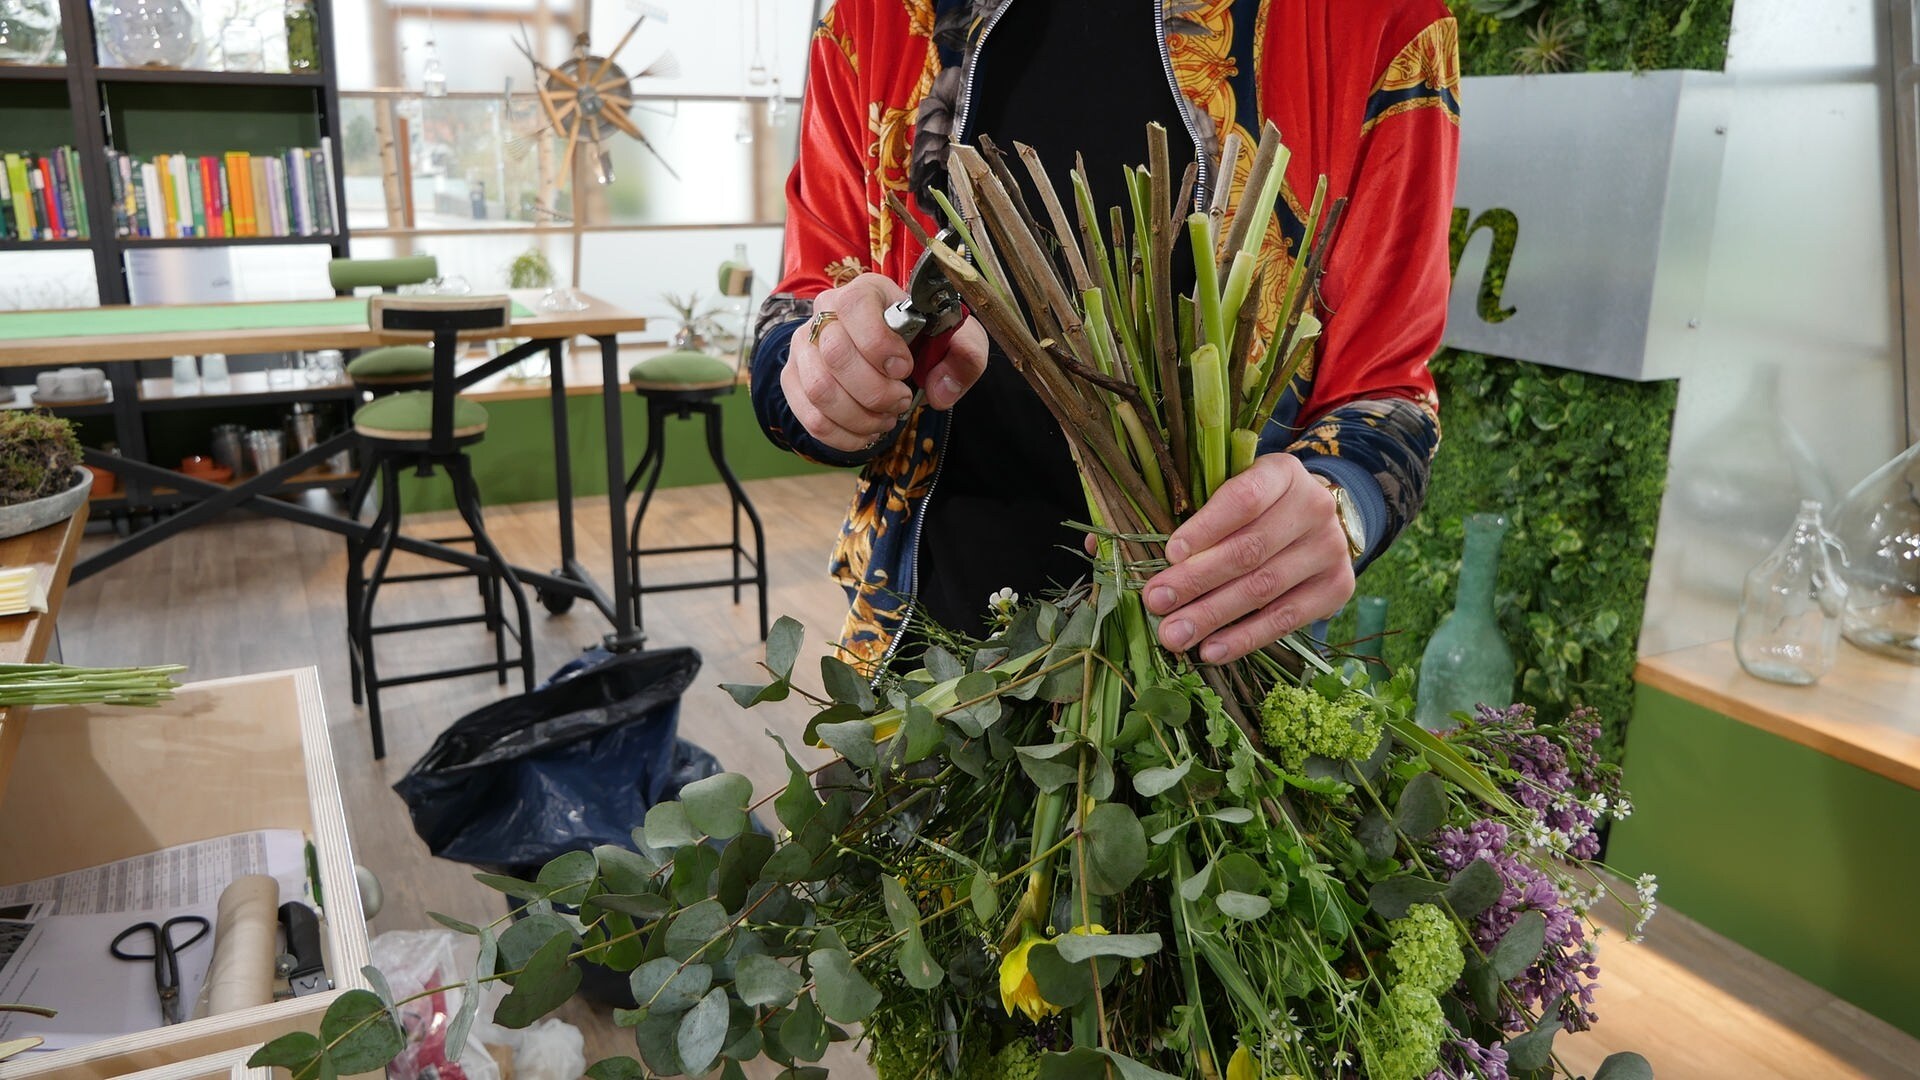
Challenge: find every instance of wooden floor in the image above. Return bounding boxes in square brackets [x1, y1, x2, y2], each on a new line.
[54, 474, 1920, 1079]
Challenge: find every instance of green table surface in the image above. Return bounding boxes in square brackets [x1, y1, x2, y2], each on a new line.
[0, 298, 537, 342]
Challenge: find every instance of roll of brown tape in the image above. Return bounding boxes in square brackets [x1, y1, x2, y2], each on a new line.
[195, 874, 280, 1018]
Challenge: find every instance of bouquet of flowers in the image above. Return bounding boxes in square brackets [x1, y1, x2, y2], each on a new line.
[248, 125, 1656, 1080]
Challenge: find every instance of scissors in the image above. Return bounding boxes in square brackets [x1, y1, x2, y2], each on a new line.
[110, 915, 211, 1026]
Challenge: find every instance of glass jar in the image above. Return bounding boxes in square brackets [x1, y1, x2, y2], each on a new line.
[95, 0, 202, 68]
[1735, 500, 1848, 685]
[283, 0, 318, 71]
[0, 0, 60, 66]
[220, 18, 264, 72]
[1832, 439, 1920, 664]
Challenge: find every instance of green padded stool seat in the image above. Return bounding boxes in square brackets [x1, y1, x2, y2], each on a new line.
[353, 390, 489, 442]
[629, 349, 738, 393]
[347, 344, 434, 386]
[329, 255, 439, 294]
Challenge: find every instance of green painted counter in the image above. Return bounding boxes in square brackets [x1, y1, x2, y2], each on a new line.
[1609, 681, 1920, 1038]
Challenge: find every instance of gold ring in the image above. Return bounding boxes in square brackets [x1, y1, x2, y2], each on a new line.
[808, 309, 840, 346]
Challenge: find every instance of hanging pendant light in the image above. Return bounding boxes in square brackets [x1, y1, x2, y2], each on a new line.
[421, 38, 448, 97]
[419, 0, 447, 97]
[746, 0, 769, 84]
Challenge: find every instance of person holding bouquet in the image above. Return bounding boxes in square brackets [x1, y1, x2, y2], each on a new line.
[752, 0, 1460, 670]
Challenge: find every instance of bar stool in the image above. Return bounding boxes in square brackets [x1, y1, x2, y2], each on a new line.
[347, 295, 534, 760]
[625, 349, 768, 641]
[329, 256, 442, 391]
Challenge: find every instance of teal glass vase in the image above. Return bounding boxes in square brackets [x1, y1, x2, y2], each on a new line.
[1345, 595, 1392, 687]
[1416, 513, 1516, 730]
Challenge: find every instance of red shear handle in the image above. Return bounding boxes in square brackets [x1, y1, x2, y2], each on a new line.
[911, 320, 965, 388]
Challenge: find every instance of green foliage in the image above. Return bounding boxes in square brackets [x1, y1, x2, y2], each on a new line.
[1344, 352, 1677, 761]
[506, 249, 555, 290]
[1451, 0, 1735, 76]
[0, 412, 81, 507]
[869, 1010, 1041, 1080]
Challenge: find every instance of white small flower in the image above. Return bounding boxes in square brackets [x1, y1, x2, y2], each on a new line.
[1613, 797, 1634, 820]
[1552, 792, 1575, 812]
[1548, 828, 1572, 854]
[1521, 821, 1553, 850]
[1587, 793, 1610, 814]
[988, 587, 1019, 614]
[1331, 1050, 1355, 1068]
[1334, 988, 1359, 1014]
[1635, 873, 1659, 904]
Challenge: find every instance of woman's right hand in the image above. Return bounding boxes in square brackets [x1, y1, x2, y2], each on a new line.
[782, 273, 989, 453]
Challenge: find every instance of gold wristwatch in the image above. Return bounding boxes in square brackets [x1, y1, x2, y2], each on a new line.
[1316, 476, 1367, 561]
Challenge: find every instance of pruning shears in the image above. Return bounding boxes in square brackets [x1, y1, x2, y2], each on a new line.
[883, 228, 971, 387]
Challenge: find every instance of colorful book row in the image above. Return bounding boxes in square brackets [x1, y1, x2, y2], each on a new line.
[1, 149, 91, 243]
[107, 139, 341, 240]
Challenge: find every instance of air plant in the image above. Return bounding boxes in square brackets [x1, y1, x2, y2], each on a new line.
[1513, 13, 1587, 74]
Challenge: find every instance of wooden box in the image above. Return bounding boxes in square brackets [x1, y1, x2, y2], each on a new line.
[0, 669, 368, 1079]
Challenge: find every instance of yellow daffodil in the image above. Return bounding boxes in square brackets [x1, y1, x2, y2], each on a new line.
[997, 931, 1059, 1022]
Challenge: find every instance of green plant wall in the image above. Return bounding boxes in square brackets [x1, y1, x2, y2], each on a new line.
[1339, 355, 1677, 761]
[1449, 0, 1734, 75]
[1334, 1, 1731, 760]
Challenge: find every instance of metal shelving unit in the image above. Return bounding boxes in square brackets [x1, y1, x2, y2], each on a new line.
[0, 0, 358, 525]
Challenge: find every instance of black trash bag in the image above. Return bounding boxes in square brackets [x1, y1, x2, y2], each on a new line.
[392, 646, 706, 873]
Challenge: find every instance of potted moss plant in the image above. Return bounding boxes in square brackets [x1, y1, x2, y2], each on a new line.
[0, 411, 91, 540]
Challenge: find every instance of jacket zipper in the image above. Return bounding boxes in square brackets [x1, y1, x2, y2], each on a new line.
[1155, 0, 1212, 210]
[878, 0, 1207, 675]
[876, 0, 1016, 677]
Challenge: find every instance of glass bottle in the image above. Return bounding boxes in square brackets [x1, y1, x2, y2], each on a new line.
[711, 242, 755, 360]
[1735, 500, 1848, 684]
[1415, 513, 1515, 730]
[283, 0, 318, 71]
[1345, 595, 1392, 687]
[1832, 440, 1920, 664]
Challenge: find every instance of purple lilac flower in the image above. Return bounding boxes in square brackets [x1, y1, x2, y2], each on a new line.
[1429, 820, 1602, 1032]
[1467, 704, 1619, 861]
[1425, 1036, 1510, 1080]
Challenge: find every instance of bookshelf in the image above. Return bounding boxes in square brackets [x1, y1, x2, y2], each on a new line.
[0, 0, 355, 520]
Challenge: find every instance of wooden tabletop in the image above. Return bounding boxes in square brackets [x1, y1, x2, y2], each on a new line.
[458, 341, 748, 403]
[0, 290, 647, 367]
[0, 505, 91, 803]
[1636, 638, 1920, 790]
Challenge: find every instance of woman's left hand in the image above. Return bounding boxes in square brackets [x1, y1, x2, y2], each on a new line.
[1142, 453, 1356, 664]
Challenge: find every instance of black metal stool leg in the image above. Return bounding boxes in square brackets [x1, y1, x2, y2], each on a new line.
[345, 448, 388, 707]
[702, 401, 770, 640]
[626, 396, 671, 632]
[358, 459, 408, 761]
[448, 455, 535, 692]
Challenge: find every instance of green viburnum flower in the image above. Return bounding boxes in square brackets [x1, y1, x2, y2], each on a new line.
[1388, 903, 1465, 997]
[1257, 682, 1382, 774]
[1363, 982, 1448, 1080]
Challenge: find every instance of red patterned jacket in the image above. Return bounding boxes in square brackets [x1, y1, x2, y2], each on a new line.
[752, 0, 1460, 668]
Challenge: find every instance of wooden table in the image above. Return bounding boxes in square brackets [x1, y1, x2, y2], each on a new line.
[0, 292, 652, 651]
[1636, 639, 1920, 790]
[0, 505, 90, 804]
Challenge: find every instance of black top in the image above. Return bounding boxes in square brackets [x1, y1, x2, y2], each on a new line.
[917, 0, 1196, 640]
